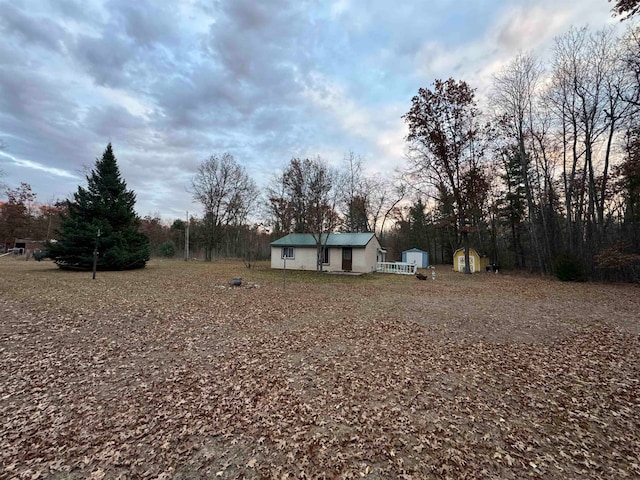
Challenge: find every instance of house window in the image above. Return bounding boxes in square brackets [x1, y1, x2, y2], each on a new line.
[282, 247, 294, 259]
[322, 247, 329, 264]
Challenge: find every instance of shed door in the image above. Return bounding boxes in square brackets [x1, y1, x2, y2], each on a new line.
[458, 254, 475, 272]
[406, 251, 422, 267]
[342, 248, 352, 271]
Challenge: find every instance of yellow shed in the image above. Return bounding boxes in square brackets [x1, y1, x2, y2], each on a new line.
[453, 247, 490, 273]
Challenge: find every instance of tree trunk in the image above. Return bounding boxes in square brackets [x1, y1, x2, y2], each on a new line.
[463, 231, 471, 274]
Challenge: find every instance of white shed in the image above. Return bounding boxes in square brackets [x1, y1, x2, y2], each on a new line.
[402, 248, 429, 268]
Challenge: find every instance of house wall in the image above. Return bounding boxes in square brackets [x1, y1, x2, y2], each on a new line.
[270, 238, 381, 273]
[270, 246, 348, 272]
[3, 240, 46, 255]
[325, 247, 341, 272]
[352, 237, 381, 273]
[271, 246, 319, 271]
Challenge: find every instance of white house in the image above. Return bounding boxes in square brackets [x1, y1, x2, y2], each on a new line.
[270, 233, 386, 273]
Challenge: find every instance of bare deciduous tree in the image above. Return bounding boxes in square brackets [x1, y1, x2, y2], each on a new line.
[340, 151, 370, 233]
[367, 176, 406, 241]
[338, 151, 407, 238]
[403, 78, 491, 273]
[548, 27, 636, 260]
[265, 175, 294, 237]
[620, 24, 640, 106]
[491, 52, 552, 271]
[273, 157, 340, 271]
[191, 153, 258, 261]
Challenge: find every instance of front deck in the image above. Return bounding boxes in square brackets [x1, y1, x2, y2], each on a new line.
[376, 262, 417, 275]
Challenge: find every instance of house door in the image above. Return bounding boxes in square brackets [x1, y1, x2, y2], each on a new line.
[342, 248, 352, 271]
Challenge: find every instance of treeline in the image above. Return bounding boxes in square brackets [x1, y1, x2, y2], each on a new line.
[397, 24, 640, 281]
[138, 216, 272, 263]
[2, 22, 639, 281]
[0, 183, 67, 245]
[176, 23, 640, 280]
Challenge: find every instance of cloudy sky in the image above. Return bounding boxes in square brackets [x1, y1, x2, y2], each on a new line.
[0, 0, 621, 220]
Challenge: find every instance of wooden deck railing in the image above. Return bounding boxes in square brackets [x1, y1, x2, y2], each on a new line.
[376, 262, 417, 275]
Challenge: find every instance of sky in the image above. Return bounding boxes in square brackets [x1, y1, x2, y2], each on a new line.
[0, 0, 622, 221]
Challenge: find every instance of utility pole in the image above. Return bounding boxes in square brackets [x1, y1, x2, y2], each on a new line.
[184, 211, 189, 261]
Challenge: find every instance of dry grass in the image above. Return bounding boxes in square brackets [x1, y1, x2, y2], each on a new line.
[1, 257, 639, 479]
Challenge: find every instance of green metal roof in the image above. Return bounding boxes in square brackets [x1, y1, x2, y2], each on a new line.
[271, 232, 376, 248]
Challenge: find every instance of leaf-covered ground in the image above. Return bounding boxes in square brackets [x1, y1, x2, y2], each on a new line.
[1, 258, 638, 479]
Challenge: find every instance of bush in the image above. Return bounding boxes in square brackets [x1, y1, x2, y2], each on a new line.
[159, 241, 176, 258]
[33, 250, 49, 261]
[594, 242, 640, 283]
[553, 252, 587, 282]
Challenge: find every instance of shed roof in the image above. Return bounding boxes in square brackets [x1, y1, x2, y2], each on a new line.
[403, 248, 427, 254]
[453, 247, 488, 257]
[271, 232, 376, 248]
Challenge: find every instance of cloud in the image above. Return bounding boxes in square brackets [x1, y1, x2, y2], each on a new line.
[83, 104, 149, 139]
[495, 6, 573, 53]
[0, 151, 78, 179]
[108, 0, 181, 47]
[0, 0, 622, 220]
[72, 33, 136, 87]
[300, 72, 408, 174]
[409, 0, 620, 101]
[0, 2, 70, 52]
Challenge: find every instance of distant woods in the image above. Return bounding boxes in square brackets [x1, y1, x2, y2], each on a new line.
[402, 24, 640, 281]
[190, 153, 258, 262]
[2, 21, 639, 281]
[141, 20, 639, 282]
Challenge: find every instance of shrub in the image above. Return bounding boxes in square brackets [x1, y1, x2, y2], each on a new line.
[553, 252, 587, 282]
[33, 250, 49, 261]
[594, 242, 640, 283]
[159, 241, 176, 258]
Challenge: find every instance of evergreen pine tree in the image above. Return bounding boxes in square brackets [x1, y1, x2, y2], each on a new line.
[407, 198, 430, 251]
[498, 148, 528, 268]
[48, 144, 150, 270]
